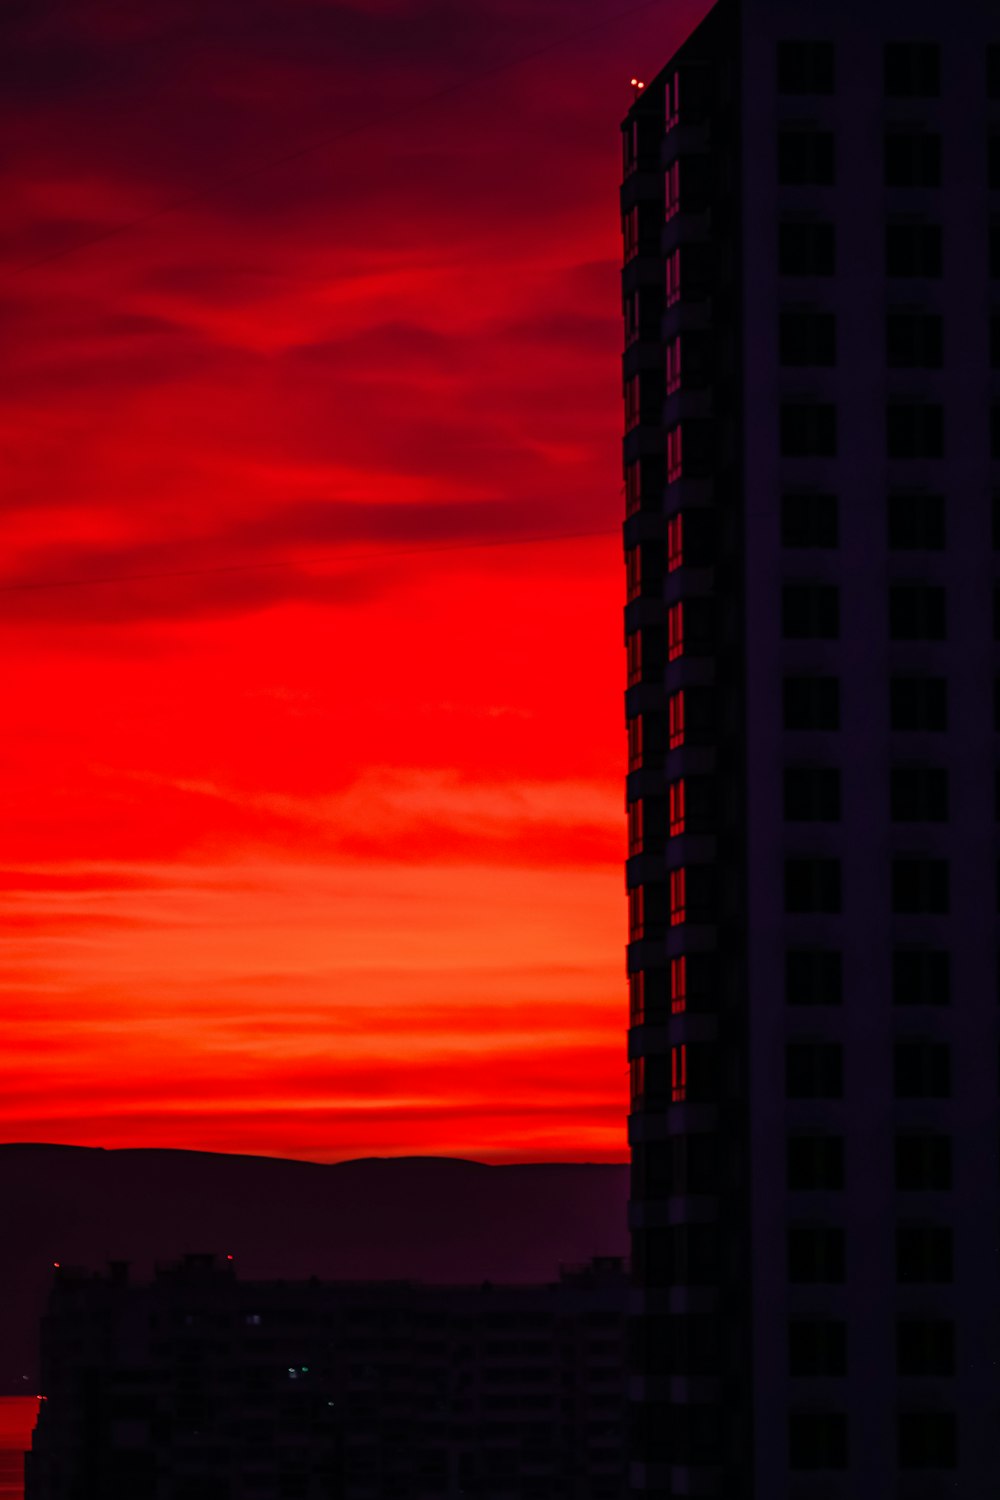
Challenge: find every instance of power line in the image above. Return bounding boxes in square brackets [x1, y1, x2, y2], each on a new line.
[8, 0, 664, 277]
[0, 524, 619, 596]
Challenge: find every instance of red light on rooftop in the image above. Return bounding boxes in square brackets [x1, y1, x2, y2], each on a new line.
[226, 1254, 234, 1261]
[52, 1262, 60, 1269]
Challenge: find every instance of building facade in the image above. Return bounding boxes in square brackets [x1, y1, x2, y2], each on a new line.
[622, 1, 1000, 1494]
[26, 1255, 626, 1500]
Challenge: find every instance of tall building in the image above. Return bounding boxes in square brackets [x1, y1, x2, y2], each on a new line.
[621, 1, 1000, 1494]
[26, 1255, 627, 1500]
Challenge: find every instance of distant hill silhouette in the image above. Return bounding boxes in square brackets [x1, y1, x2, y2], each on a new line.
[0, 1144, 628, 1395]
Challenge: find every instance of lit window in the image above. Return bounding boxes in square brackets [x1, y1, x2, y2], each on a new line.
[630, 971, 645, 1024]
[665, 160, 680, 220]
[669, 779, 686, 836]
[666, 72, 680, 132]
[670, 867, 686, 926]
[671, 1043, 687, 1102]
[625, 461, 641, 516]
[628, 800, 644, 854]
[666, 335, 682, 395]
[625, 375, 641, 431]
[668, 602, 684, 661]
[629, 886, 645, 940]
[667, 425, 683, 482]
[626, 632, 642, 686]
[669, 691, 686, 748]
[666, 248, 681, 307]
[623, 206, 639, 262]
[668, 514, 683, 572]
[671, 955, 687, 1014]
[628, 716, 643, 770]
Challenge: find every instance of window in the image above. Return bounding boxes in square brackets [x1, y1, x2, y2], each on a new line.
[782, 584, 839, 639]
[892, 857, 949, 914]
[665, 70, 680, 132]
[781, 401, 837, 457]
[786, 1042, 843, 1099]
[897, 1320, 955, 1377]
[622, 119, 638, 178]
[893, 949, 950, 1007]
[786, 948, 842, 1006]
[666, 335, 682, 394]
[896, 1224, 952, 1283]
[670, 955, 686, 1015]
[782, 491, 838, 548]
[628, 887, 645, 941]
[886, 222, 943, 278]
[891, 766, 948, 821]
[789, 1320, 847, 1377]
[625, 461, 641, 517]
[777, 40, 835, 95]
[666, 247, 681, 306]
[785, 857, 842, 914]
[779, 219, 836, 276]
[624, 375, 641, 432]
[668, 779, 685, 836]
[885, 130, 942, 188]
[890, 675, 947, 731]
[780, 309, 837, 366]
[788, 1134, 844, 1190]
[889, 584, 946, 640]
[895, 1040, 950, 1099]
[668, 602, 684, 661]
[885, 43, 941, 98]
[788, 1224, 845, 1283]
[623, 289, 641, 347]
[888, 492, 945, 549]
[627, 800, 643, 855]
[626, 632, 642, 686]
[622, 205, 639, 262]
[789, 1412, 848, 1470]
[886, 311, 943, 368]
[784, 766, 840, 821]
[671, 1044, 687, 1103]
[898, 1412, 957, 1469]
[667, 514, 683, 572]
[784, 675, 840, 731]
[896, 1132, 951, 1190]
[778, 129, 836, 186]
[991, 134, 1000, 192]
[665, 159, 680, 221]
[629, 970, 645, 1024]
[669, 868, 686, 926]
[667, 425, 683, 483]
[887, 402, 945, 459]
[668, 691, 685, 748]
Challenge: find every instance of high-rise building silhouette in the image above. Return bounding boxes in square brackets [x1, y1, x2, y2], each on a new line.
[621, 1, 999, 1494]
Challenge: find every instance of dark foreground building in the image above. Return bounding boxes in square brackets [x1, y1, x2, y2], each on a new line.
[622, 0, 999, 1495]
[25, 1255, 626, 1500]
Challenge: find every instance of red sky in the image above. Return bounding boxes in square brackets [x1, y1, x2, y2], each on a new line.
[1, 0, 705, 1163]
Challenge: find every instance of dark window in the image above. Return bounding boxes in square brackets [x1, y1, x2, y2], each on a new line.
[779, 220, 836, 277]
[784, 676, 840, 731]
[991, 135, 1000, 192]
[888, 492, 945, 549]
[885, 131, 942, 188]
[789, 1134, 844, 1191]
[789, 1320, 846, 1377]
[895, 1040, 950, 1098]
[893, 949, 950, 1007]
[788, 1224, 845, 1282]
[789, 1411, 848, 1470]
[887, 222, 943, 278]
[896, 1224, 953, 1283]
[786, 949, 842, 1007]
[891, 766, 948, 821]
[887, 311, 943, 368]
[782, 491, 838, 548]
[786, 858, 842, 914]
[784, 766, 840, 821]
[777, 40, 835, 94]
[897, 1320, 955, 1377]
[887, 402, 945, 459]
[778, 129, 836, 186]
[782, 584, 839, 638]
[780, 309, 837, 366]
[781, 402, 837, 457]
[885, 43, 941, 98]
[892, 857, 949, 914]
[896, 1133, 951, 1190]
[889, 585, 946, 640]
[890, 676, 947, 731]
[786, 1043, 843, 1099]
[990, 45, 1000, 100]
[898, 1411, 957, 1469]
